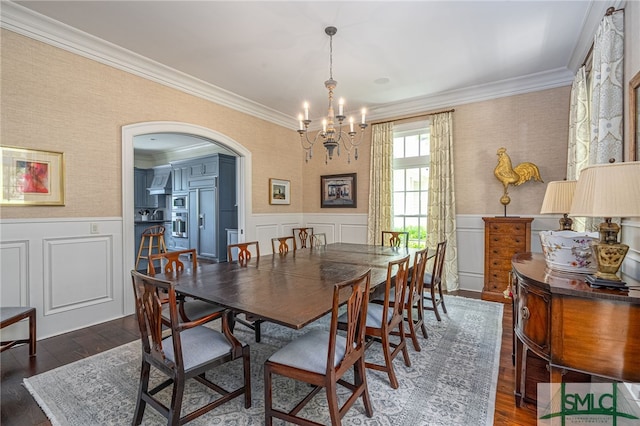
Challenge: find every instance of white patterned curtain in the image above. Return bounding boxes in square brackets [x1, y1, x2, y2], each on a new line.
[367, 122, 394, 245]
[589, 10, 624, 164]
[567, 66, 591, 232]
[426, 112, 459, 291]
[567, 66, 590, 181]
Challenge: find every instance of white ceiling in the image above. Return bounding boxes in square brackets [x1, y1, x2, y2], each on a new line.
[4, 1, 615, 152]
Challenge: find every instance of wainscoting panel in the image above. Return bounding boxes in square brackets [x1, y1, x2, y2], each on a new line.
[0, 218, 124, 339]
[44, 236, 114, 314]
[0, 240, 29, 305]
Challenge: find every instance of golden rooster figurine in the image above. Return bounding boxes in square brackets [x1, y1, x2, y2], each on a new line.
[494, 147, 543, 207]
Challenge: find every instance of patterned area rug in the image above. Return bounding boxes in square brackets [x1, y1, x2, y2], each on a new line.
[24, 296, 503, 425]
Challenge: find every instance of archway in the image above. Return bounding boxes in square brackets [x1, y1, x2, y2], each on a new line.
[121, 121, 252, 313]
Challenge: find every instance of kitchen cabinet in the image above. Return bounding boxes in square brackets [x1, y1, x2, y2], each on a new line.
[172, 165, 188, 193]
[185, 154, 236, 261]
[134, 168, 157, 208]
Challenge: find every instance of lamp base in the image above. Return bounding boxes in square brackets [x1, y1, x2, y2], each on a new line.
[586, 274, 628, 290]
[592, 241, 629, 282]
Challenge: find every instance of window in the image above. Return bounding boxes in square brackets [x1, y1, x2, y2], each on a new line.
[393, 122, 430, 248]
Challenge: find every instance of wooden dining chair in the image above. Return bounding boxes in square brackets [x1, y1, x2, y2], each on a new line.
[227, 241, 260, 265]
[226, 241, 265, 342]
[311, 232, 327, 248]
[1, 306, 36, 356]
[339, 255, 411, 389]
[381, 231, 409, 248]
[264, 269, 373, 426]
[372, 247, 429, 351]
[424, 240, 448, 321]
[130, 270, 251, 426]
[292, 227, 314, 248]
[148, 249, 226, 324]
[271, 235, 296, 254]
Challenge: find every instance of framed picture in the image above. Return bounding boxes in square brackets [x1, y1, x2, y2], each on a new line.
[269, 178, 290, 205]
[1, 146, 65, 206]
[630, 70, 640, 161]
[321, 173, 357, 208]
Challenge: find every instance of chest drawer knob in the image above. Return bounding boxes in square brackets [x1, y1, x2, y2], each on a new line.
[521, 306, 530, 320]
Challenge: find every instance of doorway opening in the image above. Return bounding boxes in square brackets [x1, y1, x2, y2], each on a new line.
[122, 121, 252, 314]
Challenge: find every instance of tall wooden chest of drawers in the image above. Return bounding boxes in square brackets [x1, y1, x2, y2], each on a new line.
[482, 217, 533, 302]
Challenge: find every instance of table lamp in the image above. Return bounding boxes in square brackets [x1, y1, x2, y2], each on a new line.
[540, 180, 577, 230]
[569, 161, 640, 285]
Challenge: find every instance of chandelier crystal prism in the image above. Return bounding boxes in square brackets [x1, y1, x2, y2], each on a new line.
[297, 26, 368, 164]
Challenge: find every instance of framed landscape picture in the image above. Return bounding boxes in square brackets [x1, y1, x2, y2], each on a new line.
[320, 173, 357, 208]
[1, 146, 65, 206]
[269, 178, 290, 205]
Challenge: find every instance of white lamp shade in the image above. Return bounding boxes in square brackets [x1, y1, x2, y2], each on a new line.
[569, 162, 640, 218]
[540, 180, 576, 214]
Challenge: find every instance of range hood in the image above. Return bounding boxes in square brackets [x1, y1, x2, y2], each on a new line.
[147, 165, 172, 195]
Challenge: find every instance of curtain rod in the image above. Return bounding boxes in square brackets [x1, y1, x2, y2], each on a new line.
[581, 6, 625, 68]
[370, 108, 455, 126]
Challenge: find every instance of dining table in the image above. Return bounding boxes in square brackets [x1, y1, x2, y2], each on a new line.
[159, 242, 419, 330]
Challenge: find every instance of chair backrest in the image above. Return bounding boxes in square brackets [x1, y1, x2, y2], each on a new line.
[428, 240, 447, 287]
[148, 249, 197, 275]
[142, 225, 165, 237]
[381, 255, 411, 324]
[310, 233, 327, 249]
[271, 236, 296, 254]
[227, 241, 260, 265]
[381, 231, 409, 248]
[130, 270, 182, 366]
[408, 247, 429, 301]
[328, 269, 371, 374]
[292, 227, 314, 248]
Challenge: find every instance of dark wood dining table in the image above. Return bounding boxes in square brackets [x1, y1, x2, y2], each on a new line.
[159, 243, 418, 330]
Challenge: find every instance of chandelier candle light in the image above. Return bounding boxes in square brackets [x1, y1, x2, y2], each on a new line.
[298, 26, 368, 164]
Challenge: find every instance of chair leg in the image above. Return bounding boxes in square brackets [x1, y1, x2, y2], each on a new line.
[417, 298, 428, 339]
[255, 320, 261, 343]
[405, 305, 421, 352]
[169, 375, 185, 425]
[28, 309, 36, 356]
[439, 287, 447, 314]
[356, 358, 374, 417]
[133, 361, 151, 425]
[380, 333, 399, 389]
[326, 380, 342, 426]
[397, 322, 411, 367]
[264, 365, 273, 426]
[243, 345, 252, 408]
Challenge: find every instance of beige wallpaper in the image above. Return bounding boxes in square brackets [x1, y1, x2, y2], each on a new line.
[1, 30, 300, 219]
[2, 29, 571, 220]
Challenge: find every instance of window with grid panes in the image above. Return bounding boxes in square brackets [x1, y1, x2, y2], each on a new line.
[393, 122, 430, 248]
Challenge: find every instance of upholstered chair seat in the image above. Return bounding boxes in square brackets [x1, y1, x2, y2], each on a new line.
[268, 330, 347, 374]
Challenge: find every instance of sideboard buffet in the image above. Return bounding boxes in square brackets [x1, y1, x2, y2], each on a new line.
[511, 253, 640, 405]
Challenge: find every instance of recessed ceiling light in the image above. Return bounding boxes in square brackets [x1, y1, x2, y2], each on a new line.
[374, 77, 390, 85]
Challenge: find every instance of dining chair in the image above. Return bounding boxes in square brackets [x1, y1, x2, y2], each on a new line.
[1, 306, 36, 356]
[130, 270, 251, 426]
[227, 241, 260, 265]
[148, 249, 225, 324]
[339, 254, 411, 389]
[381, 231, 409, 248]
[311, 232, 327, 248]
[271, 235, 297, 254]
[424, 240, 448, 321]
[292, 227, 314, 248]
[372, 247, 429, 351]
[264, 269, 373, 426]
[226, 241, 265, 342]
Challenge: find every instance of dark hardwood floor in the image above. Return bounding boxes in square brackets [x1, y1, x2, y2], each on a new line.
[1, 294, 537, 425]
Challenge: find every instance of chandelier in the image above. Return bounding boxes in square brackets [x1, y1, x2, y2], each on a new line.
[297, 26, 368, 164]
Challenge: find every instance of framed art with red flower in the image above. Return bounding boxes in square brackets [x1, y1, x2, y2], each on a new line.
[1, 146, 65, 206]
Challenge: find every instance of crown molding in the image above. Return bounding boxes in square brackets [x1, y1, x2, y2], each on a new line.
[2, 1, 600, 129]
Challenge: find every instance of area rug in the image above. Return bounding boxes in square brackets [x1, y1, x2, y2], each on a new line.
[24, 296, 503, 425]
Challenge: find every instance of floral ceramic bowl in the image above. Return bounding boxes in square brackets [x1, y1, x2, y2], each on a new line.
[539, 230, 599, 273]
